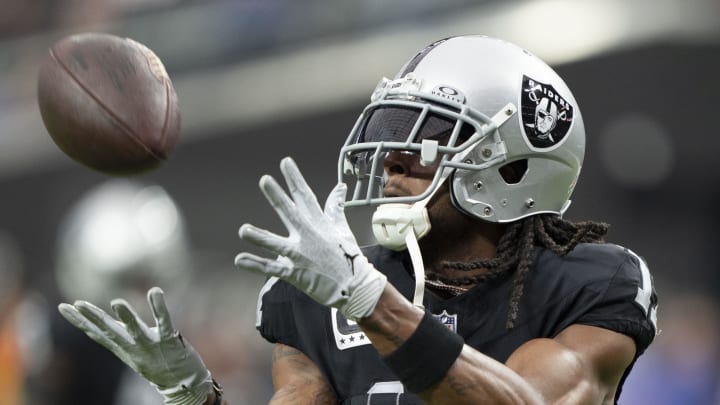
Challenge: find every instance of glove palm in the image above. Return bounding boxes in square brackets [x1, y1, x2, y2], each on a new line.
[58, 287, 213, 405]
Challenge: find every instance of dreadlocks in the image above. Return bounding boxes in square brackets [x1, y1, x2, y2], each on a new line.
[427, 214, 609, 328]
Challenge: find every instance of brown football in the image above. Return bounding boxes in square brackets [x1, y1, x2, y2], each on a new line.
[37, 32, 180, 174]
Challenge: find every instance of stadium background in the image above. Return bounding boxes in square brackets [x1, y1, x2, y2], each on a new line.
[0, 0, 718, 403]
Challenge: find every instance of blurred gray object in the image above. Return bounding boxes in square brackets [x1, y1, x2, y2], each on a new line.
[54, 179, 191, 309]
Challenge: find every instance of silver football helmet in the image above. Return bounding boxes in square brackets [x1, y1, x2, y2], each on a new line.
[54, 180, 191, 310]
[339, 35, 584, 223]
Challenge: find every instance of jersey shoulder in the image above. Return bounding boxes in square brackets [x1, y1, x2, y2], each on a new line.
[536, 243, 650, 291]
[537, 242, 658, 354]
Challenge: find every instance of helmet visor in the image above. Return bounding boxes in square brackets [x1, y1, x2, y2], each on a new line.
[341, 104, 477, 205]
[357, 106, 455, 144]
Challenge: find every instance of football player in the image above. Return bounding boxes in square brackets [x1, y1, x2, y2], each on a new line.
[58, 35, 658, 405]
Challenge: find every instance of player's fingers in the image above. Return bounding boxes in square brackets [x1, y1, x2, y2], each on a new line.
[59, 303, 126, 355]
[238, 223, 292, 257]
[147, 287, 176, 338]
[280, 157, 323, 217]
[258, 175, 301, 230]
[234, 252, 293, 278]
[60, 303, 140, 372]
[111, 298, 153, 344]
[72, 301, 133, 346]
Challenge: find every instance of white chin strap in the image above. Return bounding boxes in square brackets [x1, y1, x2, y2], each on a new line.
[372, 199, 432, 308]
[372, 199, 433, 308]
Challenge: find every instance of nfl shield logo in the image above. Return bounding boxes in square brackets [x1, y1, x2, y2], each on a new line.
[432, 310, 458, 333]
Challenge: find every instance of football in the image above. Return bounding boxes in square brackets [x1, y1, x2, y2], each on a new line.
[37, 32, 180, 175]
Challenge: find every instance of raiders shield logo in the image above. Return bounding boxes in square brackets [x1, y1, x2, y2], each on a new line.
[520, 75, 574, 149]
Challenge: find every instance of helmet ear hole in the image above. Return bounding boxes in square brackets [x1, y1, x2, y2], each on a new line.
[498, 159, 528, 184]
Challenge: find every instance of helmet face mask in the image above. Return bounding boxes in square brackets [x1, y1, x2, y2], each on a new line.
[339, 74, 508, 205]
[338, 35, 584, 223]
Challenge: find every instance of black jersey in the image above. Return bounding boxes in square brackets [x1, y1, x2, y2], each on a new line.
[257, 243, 658, 404]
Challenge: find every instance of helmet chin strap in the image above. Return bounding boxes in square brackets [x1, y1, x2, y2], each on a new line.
[371, 175, 446, 309]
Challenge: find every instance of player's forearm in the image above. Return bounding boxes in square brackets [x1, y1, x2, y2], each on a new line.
[359, 285, 543, 405]
[269, 385, 337, 405]
[270, 344, 338, 405]
[418, 346, 544, 405]
[358, 283, 425, 355]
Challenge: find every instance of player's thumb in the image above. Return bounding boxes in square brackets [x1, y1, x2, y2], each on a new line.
[323, 183, 348, 225]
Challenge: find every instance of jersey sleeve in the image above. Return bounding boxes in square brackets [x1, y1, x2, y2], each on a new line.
[576, 247, 658, 355]
[255, 276, 300, 348]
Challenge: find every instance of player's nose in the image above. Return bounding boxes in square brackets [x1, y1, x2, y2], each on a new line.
[382, 151, 418, 198]
[383, 151, 412, 177]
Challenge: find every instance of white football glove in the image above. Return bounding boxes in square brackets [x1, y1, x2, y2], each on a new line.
[235, 157, 387, 321]
[57, 287, 214, 405]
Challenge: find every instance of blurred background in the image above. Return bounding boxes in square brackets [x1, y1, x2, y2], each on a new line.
[0, 0, 719, 403]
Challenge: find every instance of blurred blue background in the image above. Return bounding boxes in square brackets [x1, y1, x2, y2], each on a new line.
[0, 0, 719, 403]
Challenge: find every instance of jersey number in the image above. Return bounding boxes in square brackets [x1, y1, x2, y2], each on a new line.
[628, 250, 658, 332]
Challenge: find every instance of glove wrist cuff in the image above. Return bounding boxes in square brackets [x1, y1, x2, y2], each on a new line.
[157, 376, 214, 405]
[341, 266, 387, 321]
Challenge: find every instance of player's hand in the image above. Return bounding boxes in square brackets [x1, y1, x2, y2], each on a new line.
[58, 287, 214, 405]
[235, 157, 387, 321]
